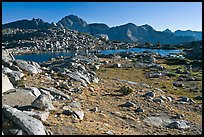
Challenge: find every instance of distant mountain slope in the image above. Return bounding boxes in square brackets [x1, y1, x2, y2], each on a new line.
[2, 18, 54, 29]
[174, 30, 202, 41]
[2, 15, 201, 44]
[86, 23, 110, 36]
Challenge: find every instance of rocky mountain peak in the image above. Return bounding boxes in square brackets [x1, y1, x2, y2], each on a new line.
[57, 14, 88, 30]
[140, 24, 155, 31]
[126, 23, 137, 27]
[163, 29, 173, 34]
[32, 18, 45, 23]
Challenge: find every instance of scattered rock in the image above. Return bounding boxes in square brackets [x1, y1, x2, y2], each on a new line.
[105, 130, 115, 135]
[153, 98, 164, 103]
[174, 114, 184, 119]
[140, 83, 151, 88]
[122, 101, 135, 107]
[69, 102, 81, 108]
[89, 87, 95, 92]
[62, 109, 73, 115]
[73, 110, 84, 120]
[113, 78, 138, 85]
[135, 107, 145, 113]
[91, 107, 98, 112]
[31, 94, 55, 110]
[93, 65, 100, 70]
[69, 87, 83, 94]
[144, 91, 155, 98]
[173, 81, 184, 87]
[159, 95, 167, 101]
[166, 96, 173, 102]
[186, 77, 196, 81]
[194, 95, 202, 100]
[167, 120, 190, 130]
[154, 88, 163, 92]
[112, 63, 122, 68]
[178, 96, 190, 102]
[147, 72, 162, 78]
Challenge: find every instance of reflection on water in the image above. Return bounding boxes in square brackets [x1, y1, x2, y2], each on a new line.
[14, 48, 182, 63]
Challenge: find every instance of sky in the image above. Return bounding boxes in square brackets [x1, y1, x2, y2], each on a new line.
[2, 2, 202, 32]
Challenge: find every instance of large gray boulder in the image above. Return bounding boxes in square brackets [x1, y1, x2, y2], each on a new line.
[2, 73, 14, 94]
[2, 67, 25, 85]
[2, 105, 46, 135]
[143, 116, 172, 127]
[31, 94, 55, 110]
[14, 60, 42, 74]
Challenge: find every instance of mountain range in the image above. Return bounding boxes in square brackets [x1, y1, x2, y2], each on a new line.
[2, 15, 202, 44]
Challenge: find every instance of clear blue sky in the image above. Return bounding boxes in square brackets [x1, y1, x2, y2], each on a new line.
[2, 2, 202, 32]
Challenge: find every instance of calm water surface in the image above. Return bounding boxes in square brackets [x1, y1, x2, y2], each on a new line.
[14, 48, 182, 63]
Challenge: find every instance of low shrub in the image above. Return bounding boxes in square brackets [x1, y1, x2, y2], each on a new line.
[117, 86, 133, 95]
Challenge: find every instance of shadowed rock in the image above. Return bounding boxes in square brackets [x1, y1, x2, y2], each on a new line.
[2, 105, 46, 135]
[31, 94, 55, 110]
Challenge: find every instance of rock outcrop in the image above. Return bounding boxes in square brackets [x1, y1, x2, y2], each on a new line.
[2, 73, 14, 94]
[14, 60, 42, 74]
[2, 105, 46, 135]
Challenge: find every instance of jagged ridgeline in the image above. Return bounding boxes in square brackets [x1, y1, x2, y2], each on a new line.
[2, 15, 202, 44]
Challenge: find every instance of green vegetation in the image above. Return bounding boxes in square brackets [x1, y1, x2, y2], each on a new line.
[15, 79, 24, 87]
[166, 72, 177, 77]
[165, 58, 191, 65]
[116, 86, 133, 96]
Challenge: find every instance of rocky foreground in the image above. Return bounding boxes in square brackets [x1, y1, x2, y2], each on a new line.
[2, 49, 202, 135]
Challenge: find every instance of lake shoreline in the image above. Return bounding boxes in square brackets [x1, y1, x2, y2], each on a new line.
[13, 47, 183, 63]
